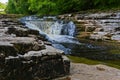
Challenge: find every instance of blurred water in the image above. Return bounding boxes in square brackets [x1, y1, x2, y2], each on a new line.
[20, 16, 80, 54]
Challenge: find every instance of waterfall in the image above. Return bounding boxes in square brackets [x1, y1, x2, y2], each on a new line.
[25, 20, 76, 36]
[20, 16, 80, 54]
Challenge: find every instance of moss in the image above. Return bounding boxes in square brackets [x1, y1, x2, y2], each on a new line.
[104, 61, 120, 69]
[109, 50, 120, 54]
[67, 55, 101, 65]
[67, 55, 120, 69]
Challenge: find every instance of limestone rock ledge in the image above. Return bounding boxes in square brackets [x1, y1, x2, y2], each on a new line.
[0, 45, 70, 80]
[0, 15, 70, 80]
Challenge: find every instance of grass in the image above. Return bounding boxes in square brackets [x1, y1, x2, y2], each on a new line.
[109, 50, 120, 54]
[67, 55, 102, 65]
[67, 55, 120, 69]
[104, 61, 120, 69]
[69, 38, 120, 69]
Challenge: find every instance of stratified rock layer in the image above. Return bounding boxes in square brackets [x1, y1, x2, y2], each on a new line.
[0, 15, 70, 80]
[58, 12, 120, 42]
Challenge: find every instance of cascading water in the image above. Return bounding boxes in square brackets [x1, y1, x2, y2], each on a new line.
[19, 13, 120, 62]
[20, 16, 80, 54]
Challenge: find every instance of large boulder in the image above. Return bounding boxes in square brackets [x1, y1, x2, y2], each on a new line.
[0, 45, 70, 80]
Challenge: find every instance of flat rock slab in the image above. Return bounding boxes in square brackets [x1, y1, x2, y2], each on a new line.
[0, 36, 43, 56]
[0, 37, 35, 43]
[70, 63, 120, 80]
[24, 45, 64, 57]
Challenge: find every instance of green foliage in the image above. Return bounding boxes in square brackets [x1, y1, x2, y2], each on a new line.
[0, 2, 6, 14]
[0, 2, 6, 9]
[93, 0, 120, 9]
[5, 0, 17, 13]
[5, 0, 120, 15]
[6, 0, 30, 14]
[28, 0, 57, 15]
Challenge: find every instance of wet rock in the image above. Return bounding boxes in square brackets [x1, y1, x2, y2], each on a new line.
[44, 41, 52, 45]
[28, 29, 40, 35]
[13, 41, 45, 55]
[7, 26, 40, 37]
[115, 27, 120, 31]
[7, 27, 29, 37]
[0, 42, 17, 57]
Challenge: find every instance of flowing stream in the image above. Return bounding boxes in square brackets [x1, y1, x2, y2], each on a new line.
[20, 16, 81, 54]
[20, 15, 120, 69]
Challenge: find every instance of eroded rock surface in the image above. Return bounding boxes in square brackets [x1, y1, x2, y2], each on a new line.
[58, 12, 120, 42]
[0, 15, 70, 80]
[70, 63, 120, 80]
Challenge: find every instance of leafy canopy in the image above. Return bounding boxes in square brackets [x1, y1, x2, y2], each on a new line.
[5, 0, 120, 15]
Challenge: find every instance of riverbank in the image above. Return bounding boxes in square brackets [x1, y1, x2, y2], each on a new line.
[54, 62, 120, 80]
[57, 11, 120, 70]
[66, 37, 120, 70]
[70, 63, 120, 80]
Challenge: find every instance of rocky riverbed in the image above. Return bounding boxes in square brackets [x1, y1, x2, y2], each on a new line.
[58, 11, 120, 42]
[56, 11, 120, 80]
[0, 14, 70, 80]
[58, 11, 120, 62]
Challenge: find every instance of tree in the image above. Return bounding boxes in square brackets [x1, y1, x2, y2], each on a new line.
[6, 0, 30, 14]
[28, 0, 57, 15]
[5, 0, 120, 15]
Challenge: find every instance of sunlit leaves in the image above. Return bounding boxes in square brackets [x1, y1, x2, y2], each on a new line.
[5, 0, 120, 15]
[0, 2, 6, 9]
